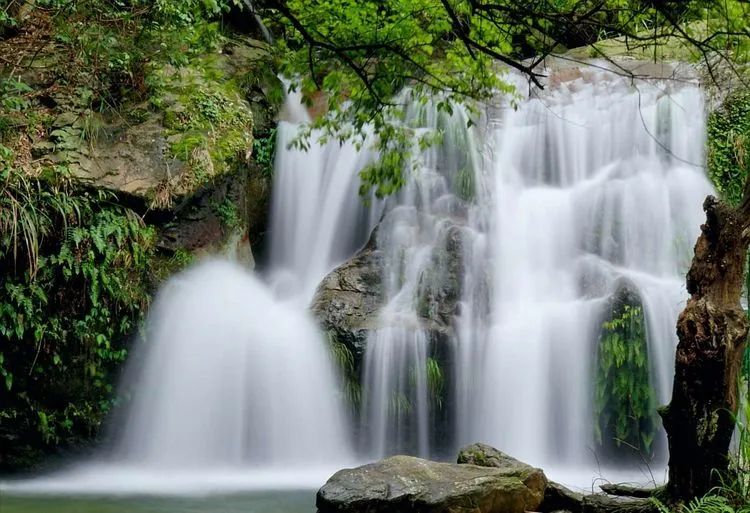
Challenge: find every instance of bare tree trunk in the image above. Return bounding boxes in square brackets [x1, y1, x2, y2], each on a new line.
[661, 195, 749, 501]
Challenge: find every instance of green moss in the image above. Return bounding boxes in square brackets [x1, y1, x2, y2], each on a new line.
[707, 92, 750, 207]
[469, 449, 489, 466]
[151, 248, 195, 285]
[170, 132, 209, 161]
[212, 198, 241, 229]
[158, 54, 254, 193]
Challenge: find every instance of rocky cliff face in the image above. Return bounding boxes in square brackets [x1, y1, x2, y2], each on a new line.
[0, 8, 279, 469]
[1, 14, 277, 263]
[311, 230, 384, 361]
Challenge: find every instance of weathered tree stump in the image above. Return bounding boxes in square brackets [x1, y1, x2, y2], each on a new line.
[661, 195, 750, 501]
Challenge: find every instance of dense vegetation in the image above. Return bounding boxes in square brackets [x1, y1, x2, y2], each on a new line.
[0, 0, 262, 469]
[261, 0, 750, 197]
[595, 300, 658, 458]
[0, 156, 154, 468]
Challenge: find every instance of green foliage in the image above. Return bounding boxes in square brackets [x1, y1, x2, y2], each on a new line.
[0, 6, 16, 33]
[267, 0, 750, 197]
[150, 249, 196, 285]
[213, 198, 240, 229]
[651, 494, 750, 513]
[707, 92, 750, 207]
[709, 93, 750, 429]
[0, 78, 32, 139]
[594, 301, 658, 457]
[328, 334, 361, 411]
[0, 145, 155, 468]
[731, 385, 750, 503]
[272, 0, 516, 197]
[18, 0, 239, 114]
[425, 357, 444, 410]
[161, 59, 254, 186]
[252, 128, 277, 177]
[0, 78, 32, 112]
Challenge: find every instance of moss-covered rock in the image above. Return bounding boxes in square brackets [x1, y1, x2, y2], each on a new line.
[456, 443, 548, 498]
[316, 454, 547, 513]
[0, 9, 278, 258]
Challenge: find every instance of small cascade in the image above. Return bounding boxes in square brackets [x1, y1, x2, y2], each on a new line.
[104, 90, 380, 476]
[359, 97, 489, 458]
[267, 90, 382, 300]
[113, 260, 351, 469]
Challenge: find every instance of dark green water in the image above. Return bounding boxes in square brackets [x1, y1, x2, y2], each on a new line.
[0, 491, 314, 513]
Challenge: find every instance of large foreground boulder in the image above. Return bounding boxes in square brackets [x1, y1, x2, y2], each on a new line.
[316, 454, 547, 513]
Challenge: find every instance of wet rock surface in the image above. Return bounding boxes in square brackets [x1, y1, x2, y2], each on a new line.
[316, 454, 548, 513]
[311, 231, 384, 359]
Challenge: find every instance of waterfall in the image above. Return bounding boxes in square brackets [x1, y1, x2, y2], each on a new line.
[98, 90, 387, 481]
[96, 90, 392, 481]
[359, 96, 488, 458]
[267, 90, 382, 300]
[1, 63, 716, 495]
[0, 89, 379, 495]
[352, 66, 713, 479]
[111, 260, 351, 470]
[472, 73, 710, 471]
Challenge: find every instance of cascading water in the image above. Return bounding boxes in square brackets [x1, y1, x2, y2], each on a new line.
[2, 62, 717, 496]
[0, 89, 379, 495]
[111, 260, 350, 470]
[268, 90, 382, 300]
[472, 70, 711, 474]
[353, 65, 713, 484]
[360, 97, 488, 459]
[98, 88, 391, 481]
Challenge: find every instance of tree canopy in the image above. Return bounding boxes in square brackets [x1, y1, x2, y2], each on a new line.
[253, 0, 750, 195]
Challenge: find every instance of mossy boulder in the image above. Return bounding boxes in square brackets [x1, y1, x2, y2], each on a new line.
[456, 443, 548, 502]
[316, 454, 547, 513]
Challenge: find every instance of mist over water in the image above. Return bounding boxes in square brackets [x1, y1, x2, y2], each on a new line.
[113, 260, 351, 469]
[1, 64, 715, 496]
